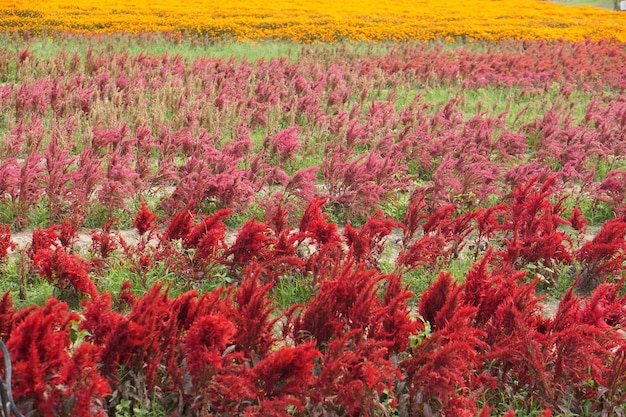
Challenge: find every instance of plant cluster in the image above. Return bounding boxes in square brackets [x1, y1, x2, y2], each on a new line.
[0, 39, 625, 230]
[0, 193, 625, 416]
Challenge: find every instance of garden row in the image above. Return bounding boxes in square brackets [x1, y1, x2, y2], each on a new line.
[0, 39, 625, 231]
[2, 0, 626, 42]
[0, 187, 625, 416]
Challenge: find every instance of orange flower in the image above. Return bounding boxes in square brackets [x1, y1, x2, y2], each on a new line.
[2, 0, 626, 41]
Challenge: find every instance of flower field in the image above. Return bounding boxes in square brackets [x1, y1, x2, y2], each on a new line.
[1, 2, 626, 416]
[2, 0, 626, 41]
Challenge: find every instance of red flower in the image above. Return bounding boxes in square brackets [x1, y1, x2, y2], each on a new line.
[134, 200, 157, 236]
[0, 224, 17, 262]
[162, 200, 195, 241]
[184, 313, 237, 380]
[253, 342, 320, 398]
[568, 207, 588, 234]
[33, 248, 98, 299]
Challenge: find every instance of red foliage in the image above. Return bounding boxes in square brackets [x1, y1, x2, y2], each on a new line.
[322, 145, 411, 218]
[185, 208, 232, 263]
[0, 292, 15, 338]
[397, 233, 446, 271]
[298, 198, 345, 278]
[161, 200, 195, 241]
[284, 165, 319, 202]
[5, 298, 109, 417]
[597, 170, 626, 214]
[133, 200, 158, 236]
[500, 176, 573, 278]
[80, 293, 125, 346]
[15, 153, 46, 229]
[547, 290, 611, 389]
[402, 306, 486, 417]
[164, 143, 255, 213]
[344, 210, 398, 269]
[266, 126, 301, 163]
[398, 200, 478, 271]
[299, 198, 342, 246]
[375, 272, 421, 353]
[472, 204, 507, 257]
[44, 133, 76, 222]
[29, 224, 62, 257]
[71, 148, 104, 218]
[576, 215, 626, 290]
[288, 261, 384, 347]
[312, 330, 400, 416]
[57, 220, 79, 249]
[118, 280, 136, 308]
[4, 41, 626, 416]
[418, 272, 461, 330]
[232, 266, 279, 357]
[98, 285, 179, 391]
[252, 341, 319, 400]
[224, 218, 275, 267]
[0, 224, 16, 262]
[59, 343, 111, 417]
[184, 313, 237, 382]
[458, 251, 626, 411]
[401, 193, 429, 245]
[33, 248, 98, 299]
[98, 149, 139, 212]
[89, 218, 124, 266]
[568, 207, 588, 234]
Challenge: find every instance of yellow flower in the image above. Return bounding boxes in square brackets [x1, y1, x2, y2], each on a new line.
[1, 0, 625, 41]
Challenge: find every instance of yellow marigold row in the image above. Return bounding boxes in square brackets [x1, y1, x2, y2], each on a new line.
[2, 0, 626, 41]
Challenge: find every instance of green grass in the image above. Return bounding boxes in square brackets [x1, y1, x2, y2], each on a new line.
[418, 83, 600, 126]
[0, 33, 456, 63]
[0, 32, 302, 61]
[0, 32, 510, 65]
[550, 0, 619, 10]
[272, 272, 315, 307]
[0, 262, 55, 309]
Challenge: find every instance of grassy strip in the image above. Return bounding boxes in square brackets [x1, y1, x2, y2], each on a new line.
[551, 0, 618, 10]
